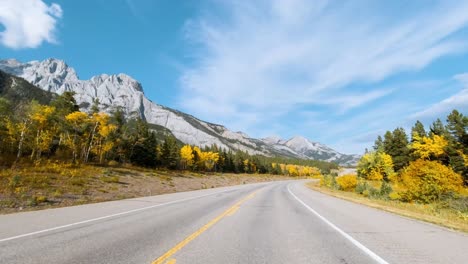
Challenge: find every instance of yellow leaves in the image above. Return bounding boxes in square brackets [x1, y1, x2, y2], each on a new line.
[411, 133, 448, 160]
[30, 105, 55, 127]
[336, 174, 358, 191]
[271, 163, 321, 177]
[181, 145, 219, 171]
[180, 145, 194, 168]
[357, 151, 395, 181]
[200, 151, 219, 171]
[65, 111, 88, 123]
[367, 170, 383, 181]
[286, 164, 299, 176]
[398, 159, 463, 203]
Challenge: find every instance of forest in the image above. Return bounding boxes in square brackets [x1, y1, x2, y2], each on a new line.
[0, 91, 336, 175]
[322, 109, 467, 204]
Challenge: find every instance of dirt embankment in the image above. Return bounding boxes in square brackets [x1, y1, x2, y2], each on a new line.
[0, 165, 297, 214]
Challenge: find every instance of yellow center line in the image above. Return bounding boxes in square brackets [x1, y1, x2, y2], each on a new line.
[151, 190, 258, 264]
[226, 206, 240, 216]
[164, 259, 176, 264]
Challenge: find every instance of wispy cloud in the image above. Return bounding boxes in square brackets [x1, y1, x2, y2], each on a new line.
[0, 0, 62, 49]
[178, 0, 468, 153]
[411, 74, 468, 122]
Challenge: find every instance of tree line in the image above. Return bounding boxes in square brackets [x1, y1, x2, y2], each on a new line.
[0, 92, 337, 175]
[356, 109, 467, 202]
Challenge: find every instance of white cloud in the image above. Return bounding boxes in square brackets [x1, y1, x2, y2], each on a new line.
[0, 0, 62, 49]
[411, 74, 468, 121]
[179, 0, 468, 140]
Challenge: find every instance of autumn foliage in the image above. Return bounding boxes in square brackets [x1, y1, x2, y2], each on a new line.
[336, 174, 358, 191]
[397, 160, 463, 203]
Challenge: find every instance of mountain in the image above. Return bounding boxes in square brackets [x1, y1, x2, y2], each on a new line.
[265, 136, 361, 165]
[0, 58, 360, 166]
[0, 69, 54, 105]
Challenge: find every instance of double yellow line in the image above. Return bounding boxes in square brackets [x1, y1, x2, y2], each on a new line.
[151, 190, 258, 264]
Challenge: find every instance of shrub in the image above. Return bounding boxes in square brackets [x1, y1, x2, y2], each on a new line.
[336, 174, 358, 191]
[320, 174, 337, 189]
[355, 180, 367, 194]
[399, 159, 463, 203]
[380, 181, 393, 197]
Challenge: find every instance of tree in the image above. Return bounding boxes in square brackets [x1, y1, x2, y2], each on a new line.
[357, 151, 395, 181]
[429, 118, 447, 137]
[383, 128, 410, 171]
[161, 136, 179, 169]
[180, 145, 194, 169]
[64, 111, 90, 163]
[29, 103, 56, 160]
[90, 98, 100, 114]
[51, 91, 79, 115]
[445, 110, 468, 184]
[373, 135, 384, 151]
[129, 119, 159, 167]
[411, 134, 448, 160]
[411, 120, 426, 141]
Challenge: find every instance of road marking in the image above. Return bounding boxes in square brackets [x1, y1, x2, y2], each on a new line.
[287, 184, 390, 264]
[151, 190, 258, 264]
[165, 258, 176, 264]
[0, 188, 244, 244]
[226, 206, 240, 216]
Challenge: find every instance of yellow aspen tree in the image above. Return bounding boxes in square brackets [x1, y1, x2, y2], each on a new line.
[180, 145, 194, 169]
[29, 104, 56, 160]
[65, 111, 89, 163]
[411, 133, 448, 160]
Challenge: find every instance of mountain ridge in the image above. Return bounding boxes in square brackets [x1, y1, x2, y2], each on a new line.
[0, 58, 360, 166]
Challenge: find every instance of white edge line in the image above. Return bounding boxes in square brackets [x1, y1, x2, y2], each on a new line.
[0, 188, 240, 243]
[287, 183, 390, 264]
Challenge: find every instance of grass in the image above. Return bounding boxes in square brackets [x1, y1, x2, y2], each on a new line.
[307, 181, 468, 233]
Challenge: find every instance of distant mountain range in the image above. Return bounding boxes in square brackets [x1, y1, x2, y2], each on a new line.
[0, 58, 360, 166]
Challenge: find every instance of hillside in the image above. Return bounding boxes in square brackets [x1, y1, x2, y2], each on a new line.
[0, 58, 360, 165]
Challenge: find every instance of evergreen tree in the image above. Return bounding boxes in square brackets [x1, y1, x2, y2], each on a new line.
[429, 118, 447, 137]
[129, 119, 158, 167]
[446, 110, 467, 147]
[91, 98, 100, 114]
[373, 135, 384, 151]
[445, 110, 468, 184]
[383, 128, 410, 171]
[411, 120, 426, 141]
[161, 136, 180, 169]
[51, 91, 79, 115]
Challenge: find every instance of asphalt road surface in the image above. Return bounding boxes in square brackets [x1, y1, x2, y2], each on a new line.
[0, 180, 467, 263]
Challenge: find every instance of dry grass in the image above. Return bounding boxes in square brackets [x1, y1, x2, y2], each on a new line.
[307, 181, 468, 233]
[0, 162, 296, 214]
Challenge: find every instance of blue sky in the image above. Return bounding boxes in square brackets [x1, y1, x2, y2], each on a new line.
[1, 0, 468, 154]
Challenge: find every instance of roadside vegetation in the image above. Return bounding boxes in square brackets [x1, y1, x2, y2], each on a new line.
[0, 92, 330, 213]
[312, 110, 468, 232]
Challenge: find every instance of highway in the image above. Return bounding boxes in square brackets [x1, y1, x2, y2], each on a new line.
[0, 180, 466, 263]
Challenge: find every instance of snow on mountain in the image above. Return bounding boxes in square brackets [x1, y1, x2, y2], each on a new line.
[0, 58, 360, 166]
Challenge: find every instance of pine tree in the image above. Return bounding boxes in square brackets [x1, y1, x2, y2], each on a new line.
[129, 119, 158, 167]
[373, 135, 384, 151]
[383, 128, 410, 171]
[429, 118, 447, 137]
[445, 110, 468, 184]
[411, 120, 426, 141]
[161, 136, 180, 169]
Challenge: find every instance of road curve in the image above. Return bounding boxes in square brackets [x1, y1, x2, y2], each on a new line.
[0, 180, 466, 263]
